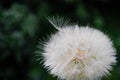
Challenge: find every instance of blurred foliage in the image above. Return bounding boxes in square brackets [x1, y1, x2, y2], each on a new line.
[0, 0, 120, 80]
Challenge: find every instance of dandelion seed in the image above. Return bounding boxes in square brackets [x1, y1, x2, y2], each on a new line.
[38, 17, 116, 80]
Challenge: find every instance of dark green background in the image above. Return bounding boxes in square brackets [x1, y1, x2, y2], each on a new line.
[0, 0, 120, 80]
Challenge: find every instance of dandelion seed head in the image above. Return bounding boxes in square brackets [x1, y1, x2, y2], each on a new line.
[40, 18, 116, 80]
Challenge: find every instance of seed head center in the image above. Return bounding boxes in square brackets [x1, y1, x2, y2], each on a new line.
[76, 49, 85, 57]
[72, 49, 86, 64]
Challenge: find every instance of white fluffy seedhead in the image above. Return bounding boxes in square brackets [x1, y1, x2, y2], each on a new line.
[39, 17, 116, 80]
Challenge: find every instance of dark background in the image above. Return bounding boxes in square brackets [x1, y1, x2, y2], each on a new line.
[0, 0, 120, 80]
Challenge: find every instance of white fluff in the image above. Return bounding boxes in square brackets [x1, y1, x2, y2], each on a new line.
[40, 18, 116, 80]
